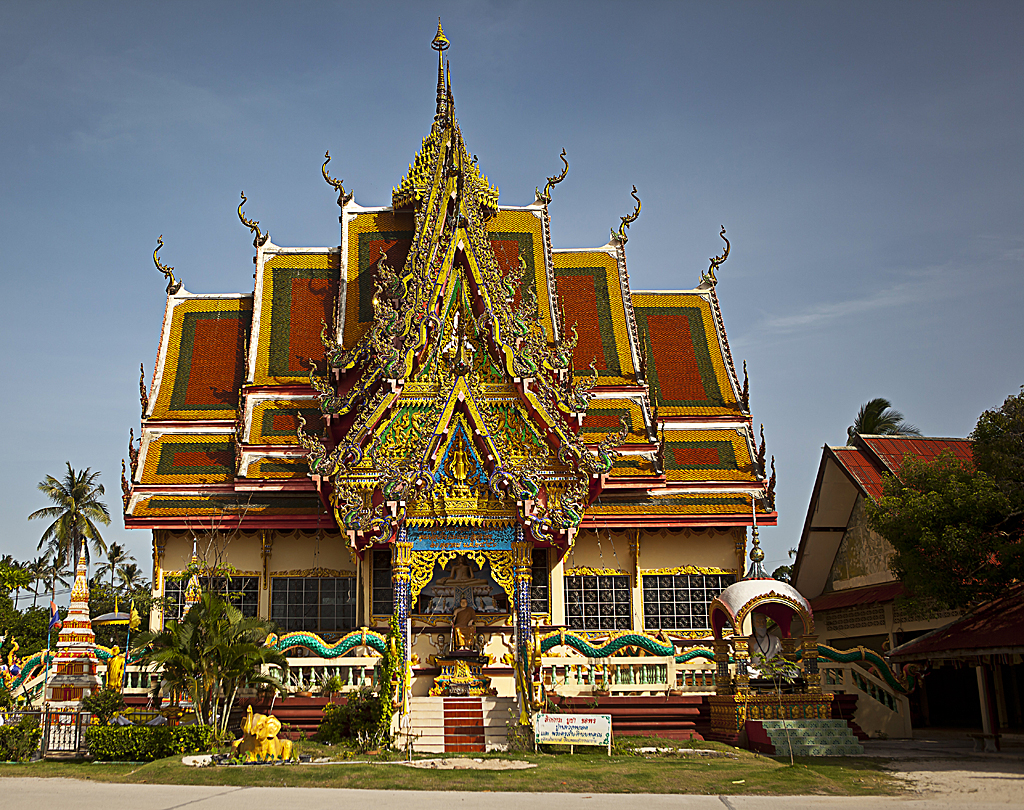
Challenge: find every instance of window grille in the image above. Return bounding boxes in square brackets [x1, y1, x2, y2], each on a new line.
[163, 575, 260, 621]
[270, 577, 357, 632]
[822, 603, 885, 632]
[530, 548, 550, 615]
[372, 548, 394, 615]
[642, 573, 735, 631]
[564, 574, 631, 631]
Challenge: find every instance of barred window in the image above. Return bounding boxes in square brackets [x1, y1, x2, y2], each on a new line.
[271, 577, 356, 632]
[163, 575, 260, 622]
[372, 549, 394, 616]
[564, 574, 631, 631]
[163, 577, 185, 622]
[531, 548, 550, 615]
[642, 573, 735, 631]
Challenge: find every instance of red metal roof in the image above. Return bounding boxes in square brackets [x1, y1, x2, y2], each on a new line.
[889, 583, 1024, 660]
[810, 581, 904, 612]
[860, 436, 973, 476]
[830, 446, 887, 499]
[829, 437, 973, 500]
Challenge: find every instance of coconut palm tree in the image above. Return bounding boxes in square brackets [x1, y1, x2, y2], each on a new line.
[26, 555, 50, 607]
[42, 556, 71, 600]
[116, 562, 147, 594]
[847, 398, 922, 444]
[28, 463, 111, 566]
[101, 543, 135, 589]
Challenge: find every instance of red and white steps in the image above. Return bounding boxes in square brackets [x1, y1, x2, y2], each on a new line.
[402, 696, 516, 753]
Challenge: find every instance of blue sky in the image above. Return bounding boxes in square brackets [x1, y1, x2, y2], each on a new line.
[2, 1, 1021, 581]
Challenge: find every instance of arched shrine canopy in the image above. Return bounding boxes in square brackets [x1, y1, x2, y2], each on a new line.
[710, 578, 814, 641]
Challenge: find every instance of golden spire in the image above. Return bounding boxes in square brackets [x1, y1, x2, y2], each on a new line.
[432, 19, 450, 125]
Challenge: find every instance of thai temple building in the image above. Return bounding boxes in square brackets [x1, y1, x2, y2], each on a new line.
[123, 24, 776, 707]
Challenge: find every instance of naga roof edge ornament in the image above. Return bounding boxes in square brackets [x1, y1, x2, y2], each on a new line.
[536, 148, 569, 204]
[611, 185, 641, 244]
[152, 235, 182, 294]
[238, 191, 269, 248]
[322, 151, 351, 207]
[703, 226, 730, 286]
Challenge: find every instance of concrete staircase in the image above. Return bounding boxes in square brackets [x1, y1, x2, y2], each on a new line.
[404, 696, 515, 753]
[746, 719, 865, 756]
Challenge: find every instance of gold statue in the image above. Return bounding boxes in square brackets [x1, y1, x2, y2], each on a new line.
[437, 556, 483, 585]
[105, 646, 126, 691]
[452, 597, 478, 651]
[233, 705, 294, 762]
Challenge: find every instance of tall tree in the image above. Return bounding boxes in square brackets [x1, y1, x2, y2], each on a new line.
[28, 463, 111, 566]
[26, 555, 50, 608]
[100, 543, 134, 589]
[867, 386, 1024, 609]
[847, 397, 922, 444]
[42, 556, 71, 600]
[867, 452, 1019, 610]
[971, 386, 1024, 508]
[116, 563, 147, 593]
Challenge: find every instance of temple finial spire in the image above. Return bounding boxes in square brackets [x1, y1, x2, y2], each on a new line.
[745, 498, 770, 579]
[432, 19, 450, 125]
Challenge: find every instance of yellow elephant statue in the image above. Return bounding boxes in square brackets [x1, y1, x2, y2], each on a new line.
[232, 705, 294, 762]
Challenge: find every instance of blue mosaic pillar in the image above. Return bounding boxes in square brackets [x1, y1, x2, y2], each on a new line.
[512, 525, 533, 667]
[391, 528, 413, 660]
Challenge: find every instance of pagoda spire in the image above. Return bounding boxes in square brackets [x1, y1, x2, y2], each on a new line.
[432, 19, 450, 126]
[745, 499, 771, 580]
[45, 549, 102, 707]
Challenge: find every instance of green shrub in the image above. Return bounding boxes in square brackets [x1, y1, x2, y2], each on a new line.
[81, 688, 125, 724]
[85, 724, 215, 761]
[0, 715, 42, 761]
[314, 688, 378, 744]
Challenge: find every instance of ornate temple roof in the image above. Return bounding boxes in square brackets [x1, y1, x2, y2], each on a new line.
[124, 25, 776, 541]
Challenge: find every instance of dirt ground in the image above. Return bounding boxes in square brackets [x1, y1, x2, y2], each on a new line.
[866, 731, 1024, 804]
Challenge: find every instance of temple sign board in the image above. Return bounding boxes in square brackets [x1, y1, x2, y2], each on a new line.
[535, 713, 612, 755]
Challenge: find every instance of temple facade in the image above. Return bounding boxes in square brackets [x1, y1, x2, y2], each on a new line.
[124, 24, 775, 699]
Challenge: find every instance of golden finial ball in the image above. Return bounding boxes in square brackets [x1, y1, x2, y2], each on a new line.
[432, 19, 450, 51]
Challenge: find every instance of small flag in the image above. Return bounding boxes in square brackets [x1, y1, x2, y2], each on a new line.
[49, 601, 62, 630]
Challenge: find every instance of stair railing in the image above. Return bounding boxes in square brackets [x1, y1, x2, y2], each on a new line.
[820, 660, 911, 738]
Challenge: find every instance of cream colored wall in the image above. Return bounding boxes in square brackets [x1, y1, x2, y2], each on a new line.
[638, 528, 742, 573]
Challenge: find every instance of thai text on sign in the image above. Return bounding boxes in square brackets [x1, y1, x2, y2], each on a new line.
[410, 525, 513, 552]
[535, 713, 612, 753]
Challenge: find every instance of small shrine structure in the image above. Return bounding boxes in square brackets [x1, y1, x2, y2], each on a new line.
[707, 523, 826, 745]
[44, 552, 103, 707]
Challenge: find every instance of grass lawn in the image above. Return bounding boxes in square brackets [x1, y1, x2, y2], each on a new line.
[0, 737, 904, 796]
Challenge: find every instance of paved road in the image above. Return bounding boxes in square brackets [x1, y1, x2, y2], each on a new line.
[2, 778, 1022, 810]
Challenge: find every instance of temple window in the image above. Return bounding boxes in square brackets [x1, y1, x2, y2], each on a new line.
[270, 577, 357, 632]
[530, 548, 549, 615]
[163, 575, 260, 622]
[564, 574, 631, 631]
[641, 573, 736, 632]
[371, 548, 394, 615]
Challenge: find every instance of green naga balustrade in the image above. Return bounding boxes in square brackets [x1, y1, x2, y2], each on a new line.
[263, 629, 389, 657]
[533, 631, 918, 695]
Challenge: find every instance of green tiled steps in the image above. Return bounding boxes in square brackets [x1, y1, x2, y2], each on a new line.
[747, 719, 864, 756]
